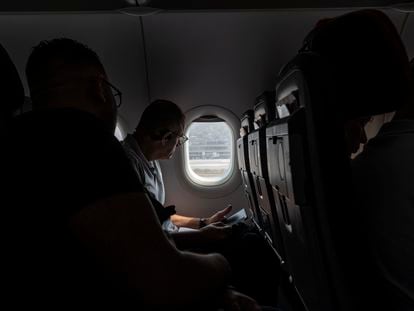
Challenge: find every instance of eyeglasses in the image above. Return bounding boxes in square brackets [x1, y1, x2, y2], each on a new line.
[102, 79, 122, 108]
[170, 130, 189, 146]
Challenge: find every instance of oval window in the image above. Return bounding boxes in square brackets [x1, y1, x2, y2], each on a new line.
[184, 118, 234, 186]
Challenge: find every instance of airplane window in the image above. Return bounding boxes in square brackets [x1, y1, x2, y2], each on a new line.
[184, 120, 234, 186]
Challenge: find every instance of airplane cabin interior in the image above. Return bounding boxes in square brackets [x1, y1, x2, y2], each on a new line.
[1, 0, 413, 310]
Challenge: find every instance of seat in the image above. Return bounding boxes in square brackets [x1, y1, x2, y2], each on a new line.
[237, 109, 262, 226]
[0, 43, 24, 129]
[247, 91, 285, 259]
[0, 42, 25, 307]
[267, 53, 346, 311]
[268, 10, 410, 311]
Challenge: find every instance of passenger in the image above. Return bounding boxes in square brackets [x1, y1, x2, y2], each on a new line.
[122, 100, 233, 245]
[124, 100, 281, 306]
[310, 10, 414, 310]
[2, 38, 260, 310]
[351, 63, 414, 310]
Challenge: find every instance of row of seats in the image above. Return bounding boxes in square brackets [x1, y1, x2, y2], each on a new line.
[236, 54, 350, 311]
[238, 37, 403, 310]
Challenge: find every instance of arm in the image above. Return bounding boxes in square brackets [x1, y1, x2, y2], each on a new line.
[171, 205, 233, 229]
[170, 222, 233, 250]
[170, 213, 202, 228]
[70, 192, 231, 308]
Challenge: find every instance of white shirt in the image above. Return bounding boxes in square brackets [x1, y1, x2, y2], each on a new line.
[122, 134, 178, 232]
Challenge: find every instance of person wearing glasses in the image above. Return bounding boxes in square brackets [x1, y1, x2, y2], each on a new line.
[2, 38, 261, 310]
[122, 100, 233, 245]
[122, 100, 282, 306]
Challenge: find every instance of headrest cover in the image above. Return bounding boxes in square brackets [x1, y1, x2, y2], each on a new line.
[254, 91, 276, 128]
[303, 9, 412, 120]
[0, 44, 24, 116]
[240, 109, 254, 137]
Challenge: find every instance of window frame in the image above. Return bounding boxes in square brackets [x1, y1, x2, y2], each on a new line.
[184, 119, 235, 187]
[176, 105, 241, 199]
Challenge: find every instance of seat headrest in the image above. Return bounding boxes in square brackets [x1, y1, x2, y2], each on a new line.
[253, 91, 276, 129]
[240, 109, 254, 137]
[301, 9, 412, 120]
[0, 44, 24, 117]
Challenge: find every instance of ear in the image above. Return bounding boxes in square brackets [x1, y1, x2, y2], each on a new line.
[161, 132, 173, 145]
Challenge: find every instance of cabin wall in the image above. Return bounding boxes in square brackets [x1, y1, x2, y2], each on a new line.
[142, 9, 408, 216]
[0, 13, 149, 125]
[0, 9, 411, 218]
[402, 13, 414, 59]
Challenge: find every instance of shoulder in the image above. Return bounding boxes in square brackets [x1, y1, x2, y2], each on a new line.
[121, 135, 142, 161]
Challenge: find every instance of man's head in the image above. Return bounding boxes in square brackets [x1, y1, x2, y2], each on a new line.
[135, 100, 186, 160]
[26, 38, 118, 131]
[306, 10, 414, 157]
[307, 9, 412, 120]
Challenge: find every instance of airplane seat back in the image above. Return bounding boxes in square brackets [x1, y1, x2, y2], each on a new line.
[275, 10, 412, 311]
[0, 43, 24, 129]
[237, 109, 261, 222]
[248, 91, 286, 259]
[238, 109, 254, 171]
[272, 51, 354, 311]
[272, 9, 412, 309]
[253, 92, 276, 130]
[0, 43, 28, 306]
[240, 109, 255, 138]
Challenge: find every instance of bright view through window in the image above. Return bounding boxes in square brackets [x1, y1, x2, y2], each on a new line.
[185, 120, 233, 186]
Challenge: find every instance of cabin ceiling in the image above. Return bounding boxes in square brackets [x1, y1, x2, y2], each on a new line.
[139, 0, 414, 10]
[0, 0, 413, 12]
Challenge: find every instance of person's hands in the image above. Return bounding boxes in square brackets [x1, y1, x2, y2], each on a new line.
[222, 287, 261, 311]
[200, 222, 232, 241]
[207, 205, 233, 225]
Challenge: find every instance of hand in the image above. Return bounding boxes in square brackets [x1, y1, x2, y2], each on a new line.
[207, 205, 233, 225]
[222, 288, 261, 311]
[200, 222, 232, 241]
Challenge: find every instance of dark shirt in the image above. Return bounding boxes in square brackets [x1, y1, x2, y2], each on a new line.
[1, 108, 144, 309]
[351, 120, 414, 310]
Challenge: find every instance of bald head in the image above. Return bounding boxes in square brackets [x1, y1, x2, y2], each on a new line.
[137, 100, 185, 139]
